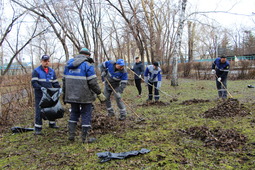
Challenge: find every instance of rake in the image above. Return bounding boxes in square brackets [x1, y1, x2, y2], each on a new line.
[214, 74, 233, 98]
[104, 77, 145, 122]
[127, 67, 174, 99]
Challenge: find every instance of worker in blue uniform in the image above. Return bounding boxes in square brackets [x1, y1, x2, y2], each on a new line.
[211, 55, 230, 99]
[144, 62, 162, 102]
[100, 59, 128, 120]
[31, 55, 60, 135]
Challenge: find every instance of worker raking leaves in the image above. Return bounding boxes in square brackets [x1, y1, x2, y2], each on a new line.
[144, 62, 162, 102]
[100, 59, 128, 121]
[211, 55, 231, 99]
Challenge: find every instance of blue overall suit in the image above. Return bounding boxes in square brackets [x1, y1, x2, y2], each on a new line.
[100, 60, 128, 120]
[212, 57, 230, 98]
[31, 65, 60, 132]
[144, 65, 162, 101]
[63, 55, 102, 128]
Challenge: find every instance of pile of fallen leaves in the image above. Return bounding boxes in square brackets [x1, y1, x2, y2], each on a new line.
[182, 126, 247, 151]
[202, 98, 251, 119]
[180, 98, 210, 105]
[91, 103, 130, 135]
[91, 114, 118, 135]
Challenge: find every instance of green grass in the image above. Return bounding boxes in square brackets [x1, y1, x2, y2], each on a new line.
[1, 78, 255, 169]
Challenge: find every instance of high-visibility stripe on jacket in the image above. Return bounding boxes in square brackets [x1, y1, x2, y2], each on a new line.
[63, 55, 101, 104]
[212, 57, 230, 78]
[100, 60, 128, 93]
[144, 65, 162, 83]
[31, 65, 60, 98]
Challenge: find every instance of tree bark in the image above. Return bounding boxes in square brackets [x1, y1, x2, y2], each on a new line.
[171, 0, 187, 86]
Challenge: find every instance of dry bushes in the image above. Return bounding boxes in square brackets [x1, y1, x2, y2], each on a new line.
[0, 74, 33, 127]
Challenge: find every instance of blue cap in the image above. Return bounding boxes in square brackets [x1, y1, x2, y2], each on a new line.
[116, 59, 125, 66]
[79, 48, 91, 55]
[41, 55, 50, 61]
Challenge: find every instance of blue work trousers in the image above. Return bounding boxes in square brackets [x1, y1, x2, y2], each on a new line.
[148, 81, 160, 101]
[69, 103, 92, 127]
[216, 77, 227, 98]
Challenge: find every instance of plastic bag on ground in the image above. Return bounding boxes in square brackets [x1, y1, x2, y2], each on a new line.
[96, 148, 150, 163]
[11, 127, 34, 133]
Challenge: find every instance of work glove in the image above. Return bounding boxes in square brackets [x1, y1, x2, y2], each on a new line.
[97, 93, 106, 102]
[157, 81, 162, 89]
[217, 77, 221, 82]
[115, 92, 121, 99]
[101, 71, 107, 77]
[211, 69, 216, 74]
[41, 87, 46, 91]
[138, 75, 142, 79]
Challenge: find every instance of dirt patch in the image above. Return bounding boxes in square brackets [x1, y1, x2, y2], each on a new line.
[138, 101, 170, 107]
[92, 114, 121, 134]
[91, 103, 134, 135]
[180, 99, 210, 105]
[201, 98, 251, 119]
[181, 126, 247, 151]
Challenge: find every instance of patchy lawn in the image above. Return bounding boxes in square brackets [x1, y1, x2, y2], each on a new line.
[1, 78, 255, 169]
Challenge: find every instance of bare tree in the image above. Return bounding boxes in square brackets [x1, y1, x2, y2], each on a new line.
[171, 0, 187, 86]
[12, 0, 70, 61]
[188, 21, 195, 62]
[106, 0, 146, 63]
[0, 17, 49, 81]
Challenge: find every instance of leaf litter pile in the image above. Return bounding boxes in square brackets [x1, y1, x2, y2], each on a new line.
[201, 98, 251, 119]
[90, 103, 132, 135]
[181, 126, 247, 151]
[180, 98, 210, 105]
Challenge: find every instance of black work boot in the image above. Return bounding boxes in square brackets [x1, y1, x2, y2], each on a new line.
[34, 127, 43, 135]
[146, 97, 153, 101]
[81, 126, 90, 143]
[81, 126, 96, 143]
[107, 108, 115, 117]
[49, 122, 59, 129]
[119, 114, 126, 121]
[119, 110, 127, 121]
[68, 122, 77, 141]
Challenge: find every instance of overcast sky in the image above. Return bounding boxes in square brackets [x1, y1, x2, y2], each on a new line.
[2, 0, 255, 63]
[188, 0, 255, 28]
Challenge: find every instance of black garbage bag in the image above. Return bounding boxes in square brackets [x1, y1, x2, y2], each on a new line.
[11, 127, 34, 133]
[96, 148, 150, 163]
[41, 100, 64, 120]
[39, 88, 64, 120]
[39, 88, 62, 108]
[248, 85, 255, 88]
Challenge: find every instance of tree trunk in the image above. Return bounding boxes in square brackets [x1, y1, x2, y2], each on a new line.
[171, 0, 187, 86]
[188, 21, 195, 62]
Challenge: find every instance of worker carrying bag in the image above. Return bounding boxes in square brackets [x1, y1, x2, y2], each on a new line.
[39, 88, 64, 120]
